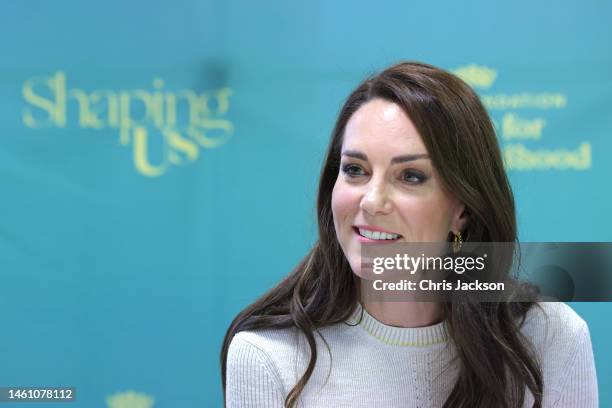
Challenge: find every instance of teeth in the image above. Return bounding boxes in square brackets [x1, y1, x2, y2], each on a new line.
[358, 228, 399, 240]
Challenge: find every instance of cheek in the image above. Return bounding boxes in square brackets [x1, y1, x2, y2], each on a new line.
[396, 195, 455, 237]
[331, 179, 359, 238]
[331, 181, 359, 228]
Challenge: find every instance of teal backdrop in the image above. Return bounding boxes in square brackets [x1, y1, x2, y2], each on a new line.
[1, 1, 610, 407]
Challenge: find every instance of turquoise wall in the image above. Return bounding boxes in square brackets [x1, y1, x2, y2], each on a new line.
[1, 1, 610, 406]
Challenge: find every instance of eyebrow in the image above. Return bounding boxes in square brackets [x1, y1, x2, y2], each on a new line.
[341, 149, 429, 164]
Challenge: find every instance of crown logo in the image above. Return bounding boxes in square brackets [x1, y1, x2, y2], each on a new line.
[106, 391, 155, 408]
[452, 64, 497, 89]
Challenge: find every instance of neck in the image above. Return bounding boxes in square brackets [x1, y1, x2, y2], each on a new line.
[361, 300, 443, 328]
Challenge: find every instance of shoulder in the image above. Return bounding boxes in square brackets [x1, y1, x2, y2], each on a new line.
[225, 329, 299, 406]
[228, 326, 302, 363]
[523, 301, 586, 330]
[225, 329, 296, 404]
[226, 322, 353, 388]
[520, 302, 598, 405]
[228, 321, 352, 359]
[227, 326, 300, 366]
[520, 302, 588, 348]
[226, 327, 303, 394]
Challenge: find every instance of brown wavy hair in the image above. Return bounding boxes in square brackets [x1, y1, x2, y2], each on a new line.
[221, 61, 543, 407]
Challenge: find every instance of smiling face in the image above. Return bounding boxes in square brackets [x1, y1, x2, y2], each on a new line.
[331, 98, 468, 277]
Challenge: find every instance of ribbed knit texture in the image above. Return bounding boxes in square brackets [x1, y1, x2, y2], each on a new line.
[225, 302, 598, 407]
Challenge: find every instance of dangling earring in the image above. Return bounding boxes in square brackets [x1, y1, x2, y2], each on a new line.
[452, 231, 463, 253]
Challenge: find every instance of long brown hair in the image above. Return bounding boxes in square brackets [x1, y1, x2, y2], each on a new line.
[221, 61, 543, 407]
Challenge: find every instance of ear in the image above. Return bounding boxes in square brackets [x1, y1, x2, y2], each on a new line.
[451, 203, 470, 234]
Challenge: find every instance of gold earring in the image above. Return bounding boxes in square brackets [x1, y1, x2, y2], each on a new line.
[452, 231, 463, 253]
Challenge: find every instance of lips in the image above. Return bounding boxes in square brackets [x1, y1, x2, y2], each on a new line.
[353, 224, 403, 235]
[352, 226, 403, 242]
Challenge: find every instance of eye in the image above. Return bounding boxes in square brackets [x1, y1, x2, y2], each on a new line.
[341, 164, 366, 178]
[401, 170, 426, 184]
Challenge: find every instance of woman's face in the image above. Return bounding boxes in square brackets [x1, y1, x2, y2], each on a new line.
[331, 98, 467, 277]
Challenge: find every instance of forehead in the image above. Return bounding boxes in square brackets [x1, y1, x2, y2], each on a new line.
[342, 98, 426, 154]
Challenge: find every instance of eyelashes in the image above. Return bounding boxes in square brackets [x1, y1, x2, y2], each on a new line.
[340, 163, 428, 185]
[402, 170, 427, 184]
[341, 164, 366, 177]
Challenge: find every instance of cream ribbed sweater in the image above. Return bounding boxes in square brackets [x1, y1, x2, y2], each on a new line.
[225, 302, 598, 407]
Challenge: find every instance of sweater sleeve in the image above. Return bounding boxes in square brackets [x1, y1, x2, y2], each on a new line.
[225, 332, 287, 408]
[552, 320, 598, 407]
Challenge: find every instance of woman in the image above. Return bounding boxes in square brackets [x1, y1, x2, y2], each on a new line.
[220, 62, 598, 407]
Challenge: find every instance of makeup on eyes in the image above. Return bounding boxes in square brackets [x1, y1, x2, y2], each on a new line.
[340, 161, 430, 185]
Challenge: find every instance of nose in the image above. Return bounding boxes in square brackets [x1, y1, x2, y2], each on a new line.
[360, 179, 393, 215]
